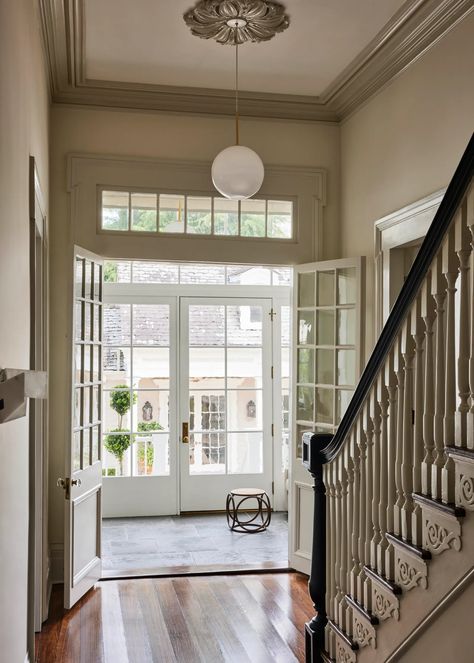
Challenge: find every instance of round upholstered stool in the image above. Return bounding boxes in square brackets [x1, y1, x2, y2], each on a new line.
[226, 488, 272, 533]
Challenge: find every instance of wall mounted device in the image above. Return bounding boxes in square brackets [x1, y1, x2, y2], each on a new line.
[0, 368, 47, 424]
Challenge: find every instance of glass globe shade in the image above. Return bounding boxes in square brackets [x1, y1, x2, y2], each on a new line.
[212, 145, 264, 200]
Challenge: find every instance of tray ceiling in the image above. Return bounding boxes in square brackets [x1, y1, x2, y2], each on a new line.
[40, 0, 474, 120]
[84, 0, 406, 97]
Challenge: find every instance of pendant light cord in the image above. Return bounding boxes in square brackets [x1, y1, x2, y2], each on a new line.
[235, 32, 239, 145]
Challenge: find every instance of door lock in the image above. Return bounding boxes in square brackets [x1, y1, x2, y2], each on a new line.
[182, 422, 189, 444]
[57, 477, 82, 500]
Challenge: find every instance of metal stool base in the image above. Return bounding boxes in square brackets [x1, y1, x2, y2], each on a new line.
[226, 492, 272, 533]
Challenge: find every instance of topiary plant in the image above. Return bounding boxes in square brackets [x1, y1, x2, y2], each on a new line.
[104, 386, 137, 475]
[104, 429, 133, 476]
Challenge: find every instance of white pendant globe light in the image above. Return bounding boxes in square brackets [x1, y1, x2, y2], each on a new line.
[211, 21, 264, 200]
[212, 145, 264, 200]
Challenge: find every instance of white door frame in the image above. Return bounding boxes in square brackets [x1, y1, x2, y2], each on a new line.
[102, 282, 291, 516]
[374, 189, 444, 333]
[28, 157, 49, 643]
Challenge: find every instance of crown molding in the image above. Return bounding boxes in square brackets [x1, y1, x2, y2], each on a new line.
[40, 0, 474, 122]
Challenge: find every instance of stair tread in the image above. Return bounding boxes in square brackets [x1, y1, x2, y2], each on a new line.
[363, 565, 402, 595]
[386, 532, 432, 559]
[345, 593, 379, 624]
[328, 619, 359, 650]
[446, 445, 474, 462]
[413, 492, 466, 517]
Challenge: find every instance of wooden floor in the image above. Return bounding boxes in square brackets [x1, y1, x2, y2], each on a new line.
[36, 572, 312, 663]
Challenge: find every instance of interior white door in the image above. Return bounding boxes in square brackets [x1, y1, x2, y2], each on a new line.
[62, 247, 103, 608]
[179, 297, 273, 511]
[289, 258, 364, 573]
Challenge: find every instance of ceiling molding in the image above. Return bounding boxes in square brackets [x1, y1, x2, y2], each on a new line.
[40, 0, 474, 122]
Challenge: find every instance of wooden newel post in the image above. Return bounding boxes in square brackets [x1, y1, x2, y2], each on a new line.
[303, 432, 332, 663]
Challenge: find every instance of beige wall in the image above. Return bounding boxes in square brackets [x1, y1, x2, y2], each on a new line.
[340, 13, 474, 357]
[0, 1, 49, 661]
[49, 106, 340, 545]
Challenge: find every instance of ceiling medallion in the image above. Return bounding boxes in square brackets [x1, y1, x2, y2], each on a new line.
[183, 0, 290, 45]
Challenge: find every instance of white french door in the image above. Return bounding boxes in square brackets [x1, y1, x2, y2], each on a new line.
[63, 247, 104, 608]
[289, 258, 364, 574]
[179, 298, 274, 511]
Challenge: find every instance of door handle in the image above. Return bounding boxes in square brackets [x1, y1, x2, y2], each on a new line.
[57, 477, 82, 500]
[182, 422, 189, 444]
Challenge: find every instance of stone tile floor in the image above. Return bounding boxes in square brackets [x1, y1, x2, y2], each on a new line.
[102, 512, 288, 577]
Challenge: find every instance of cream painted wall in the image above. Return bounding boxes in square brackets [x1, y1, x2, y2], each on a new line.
[340, 12, 474, 358]
[49, 106, 340, 547]
[0, 1, 49, 661]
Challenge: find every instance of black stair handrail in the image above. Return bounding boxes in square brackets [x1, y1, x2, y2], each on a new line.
[314, 133, 474, 466]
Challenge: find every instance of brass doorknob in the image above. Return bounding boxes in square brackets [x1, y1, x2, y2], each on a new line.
[182, 421, 189, 444]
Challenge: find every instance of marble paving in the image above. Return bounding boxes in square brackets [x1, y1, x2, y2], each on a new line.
[102, 511, 288, 576]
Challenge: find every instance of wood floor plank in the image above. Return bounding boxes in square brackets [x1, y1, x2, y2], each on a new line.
[155, 578, 204, 663]
[36, 572, 311, 663]
[242, 575, 306, 661]
[118, 581, 155, 663]
[100, 582, 129, 663]
[192, 578, 252, 663]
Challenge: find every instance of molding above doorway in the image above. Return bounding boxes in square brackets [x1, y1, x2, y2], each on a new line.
[374, 188, 445, 333]
[39, 0, 474, 122]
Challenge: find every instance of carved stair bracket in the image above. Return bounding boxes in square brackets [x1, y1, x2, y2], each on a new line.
[386, 536, 429, 591]
[447, 448, 474, 511]
[413, 494, 463, 555]
[371, 583, 400, 622]
[352, 613, 377, 650]
[335, 638, 357, 663]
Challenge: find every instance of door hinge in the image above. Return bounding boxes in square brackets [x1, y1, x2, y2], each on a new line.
[412, 409, 415, 426]
[271, 423, 274, 437]
[272, 481, 275, 494]
[269, 308, 276, 321]
[271, 366, 274, 379]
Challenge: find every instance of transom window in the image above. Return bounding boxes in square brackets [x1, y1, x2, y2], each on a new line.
[101, 189, 293, 239]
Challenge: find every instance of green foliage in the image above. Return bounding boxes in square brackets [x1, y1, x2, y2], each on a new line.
[109, 386, 137, 428]
[137, 421, 164, 432]
[104, 429, 133, 475]
[132, 209, 157, 232]
[137, 441, 154, 470]
[102, 207, 128, 231]
[104, 262, 118, 283]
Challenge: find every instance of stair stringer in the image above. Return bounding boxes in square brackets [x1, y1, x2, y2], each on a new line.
[355, 510, 474, 663]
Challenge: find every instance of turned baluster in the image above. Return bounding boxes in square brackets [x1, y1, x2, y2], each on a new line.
[431, 254, 446, 500]
[421, 274, 435, 496]
[394, 337, 405, 536]
[377, 373, 389, 576]
[370, 388, 382, 572]
[350, 428, 361, 604]
[326, 463, 336, 625]
[401, 315, 415, 541]
[363, 402, 374, 609]
[467, 184, 474, 450]
[339, 452, 349, 631]
[385, 350, 397, 578]
[332, 457, 344, 626]
[442, 225, 457, 504]
[411, 295, 425, 546]
[455, 200, 471, 448]
[357, 415, 367, 602]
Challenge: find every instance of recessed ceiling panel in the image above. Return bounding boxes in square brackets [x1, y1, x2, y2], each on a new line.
[84, 0, 407, 96]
